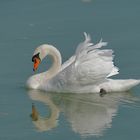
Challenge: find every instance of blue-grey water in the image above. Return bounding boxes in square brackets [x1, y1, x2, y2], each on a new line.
[0, 0, 140, 139]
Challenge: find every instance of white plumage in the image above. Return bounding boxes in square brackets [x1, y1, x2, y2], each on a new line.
[27, 33, 140, 93]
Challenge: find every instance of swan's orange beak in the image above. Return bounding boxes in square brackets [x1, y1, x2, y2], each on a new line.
[33, 57, 40, 71]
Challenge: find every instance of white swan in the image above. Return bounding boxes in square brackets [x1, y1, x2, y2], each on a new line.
[27, 33, 140, 93]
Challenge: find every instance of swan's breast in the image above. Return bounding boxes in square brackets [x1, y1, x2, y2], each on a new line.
[26, 76, 40, 89]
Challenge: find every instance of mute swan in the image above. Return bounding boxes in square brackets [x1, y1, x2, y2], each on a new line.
[27, 33, 140, 93]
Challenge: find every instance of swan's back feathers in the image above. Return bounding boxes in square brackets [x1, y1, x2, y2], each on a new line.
[60, 55, 75, 72]
[73, 33, 119, 85]
[75, 32, 93, 56]
[47, 33, 119, 90]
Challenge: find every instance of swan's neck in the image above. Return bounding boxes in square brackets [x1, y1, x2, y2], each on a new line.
[45, 45, 62, 78]
[27, 44, 62, 89]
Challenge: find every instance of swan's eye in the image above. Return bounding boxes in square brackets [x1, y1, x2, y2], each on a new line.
[32, 53, 40, 62]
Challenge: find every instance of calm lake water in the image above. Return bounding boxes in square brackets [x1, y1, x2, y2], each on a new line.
[0, 0, 140, 139]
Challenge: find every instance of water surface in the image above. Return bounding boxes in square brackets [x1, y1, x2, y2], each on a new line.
[0, 0, 140, 139]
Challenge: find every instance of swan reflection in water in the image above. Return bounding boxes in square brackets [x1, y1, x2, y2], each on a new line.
[28, 90, 139, 137]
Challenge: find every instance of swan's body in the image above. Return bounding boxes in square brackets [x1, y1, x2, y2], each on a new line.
[27, 33, 140, 93]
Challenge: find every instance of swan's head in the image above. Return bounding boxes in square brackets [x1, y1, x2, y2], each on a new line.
[32, 44, 62, 72]
[32, 44, 49, 71]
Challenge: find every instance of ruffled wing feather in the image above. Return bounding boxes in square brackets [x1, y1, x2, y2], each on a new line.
[48, 33, 119, 90]
[72, 33, 119, 85]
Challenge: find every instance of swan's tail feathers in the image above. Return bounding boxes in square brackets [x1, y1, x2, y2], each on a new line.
[121, 79, 140, 91]
[101, 79, 140, 93]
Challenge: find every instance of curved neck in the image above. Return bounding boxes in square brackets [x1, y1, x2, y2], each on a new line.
[27, 44, 62, 90]
[42, 44, 62, 79]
